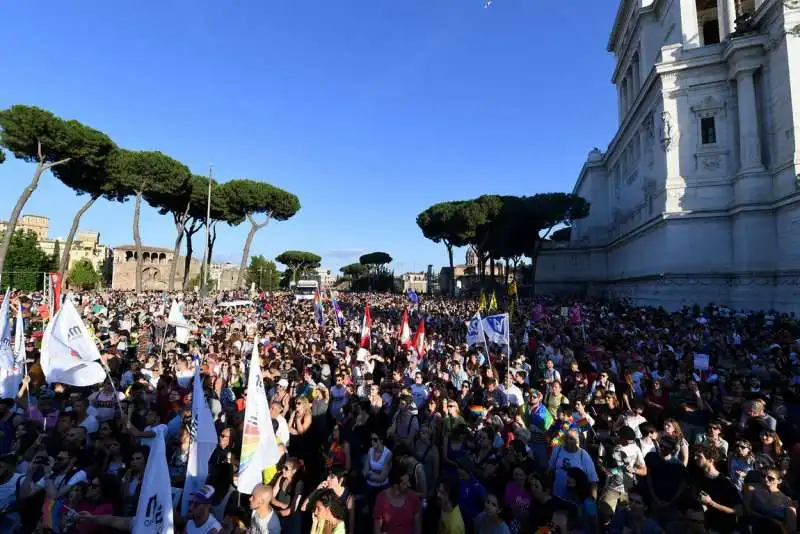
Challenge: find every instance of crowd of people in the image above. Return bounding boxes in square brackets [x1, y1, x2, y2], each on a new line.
[0, 287, 799, 534]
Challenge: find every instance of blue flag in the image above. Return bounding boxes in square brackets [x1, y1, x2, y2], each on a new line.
[407, 288, 419, 305]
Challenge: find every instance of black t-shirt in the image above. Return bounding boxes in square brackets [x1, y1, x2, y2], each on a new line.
[694, 473, 741, 534]
[645, 455, 689, 502]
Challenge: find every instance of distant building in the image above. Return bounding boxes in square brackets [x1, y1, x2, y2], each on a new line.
[209, 262, 242, 291]
[311, 267, 337, 288]
[400, 272, 428, 294]
[0, 214, 49, 240]
[438, 247, 507, 295]
[40, 230, 111, 274]
[0, 215, 111, 275]
[111, 245, 201, 290]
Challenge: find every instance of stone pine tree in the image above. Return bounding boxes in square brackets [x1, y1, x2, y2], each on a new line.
[275, 251, 322, 284]
[0, 105, 108, 277]
[223, 179, 301, 288]
[52, 126, 121, 278]
[154, 173, 201, 291]
[182, 175, 217, 289]
[246, 255, 281, 290]
[107, 149, 191, 292]
[201, 181, 243, 289]
[416, 201, 472, 295]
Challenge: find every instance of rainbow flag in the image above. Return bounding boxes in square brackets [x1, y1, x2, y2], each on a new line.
[42, 498, 65, 530]
[575, 416, 592, 432]
[525, 402, 554, 432]
[549, 419, 575, 449]
[468, 405, 489, 419]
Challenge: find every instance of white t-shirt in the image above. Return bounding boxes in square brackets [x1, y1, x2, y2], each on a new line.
[79, 413, 100, 435]
[187, 514, 222, 534]
[248, 509, 281, 534]
[274, 415, 290, 445]
[89, 390, 125, 422]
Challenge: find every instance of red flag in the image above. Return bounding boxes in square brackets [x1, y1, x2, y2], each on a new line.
[360, 306, 372, 348]
[399, 307, 412, 348]
[412, 320, 427, 358]
[49, 273, 63, 314]
[568, 305, 582, 325]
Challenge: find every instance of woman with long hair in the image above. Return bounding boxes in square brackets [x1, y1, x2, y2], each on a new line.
[271, 457, 306, 534]
[473, 493, 511, 534]
[662, 418, 689, 466]
[373, 465, 422, 534]
[743, 467, 797, 533]
[74, 475, 119, 534]
[729, 439, 756, 492]
[324, 424, 351, 473]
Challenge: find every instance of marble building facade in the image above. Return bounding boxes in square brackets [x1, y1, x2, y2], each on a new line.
[536, 0, 800, 311]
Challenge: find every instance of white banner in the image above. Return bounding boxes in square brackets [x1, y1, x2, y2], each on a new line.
[466, 311, 486, 347]
[40, 298, 106, 387]
[0, 288, 21, 398]
[481, 313, 510, 347]
[132, 429, 175, 534]
[237, 339, 280, 494]
[167, 300, 189, 344]
[180, 360, 219, 516]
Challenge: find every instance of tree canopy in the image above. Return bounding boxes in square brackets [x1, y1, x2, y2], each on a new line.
[0, 230, 55, 291]
[275, 250, 321, 282]
[67, 258, 100, 290]
[228, 178, 301, 287]
[246, 255, 281, 291]
[359, 252, 393, 266]
[340, 263, 367, 277]
[417, 200, 474, 294]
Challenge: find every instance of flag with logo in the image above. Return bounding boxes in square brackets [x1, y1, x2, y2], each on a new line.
[407, 288, 419, 305]
[359, 306, 372, 349]
[313, 289, 326, 327]
[331, 294, 345, 328]
[132, 429, 174, 533]
[466, 312, 486, 347]
[481, 313, 510, 346]
[238, 340, 280, 494]
[167, 300, 189, 344]
[40, 298, 106, 387]
[488, 292, 498, 312]
[0, 288, 20, 398]
[478, 292, 486, 313]
[180, 359, 219, 516]
[399, 308, 412, 348]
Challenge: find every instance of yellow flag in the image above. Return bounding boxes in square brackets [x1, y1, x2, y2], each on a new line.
[489, 292, 498, 312]
[478, 292, 486, 312]
[508, 280, 518, 297]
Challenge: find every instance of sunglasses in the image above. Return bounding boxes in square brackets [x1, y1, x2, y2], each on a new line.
[766, 475, 780, 482]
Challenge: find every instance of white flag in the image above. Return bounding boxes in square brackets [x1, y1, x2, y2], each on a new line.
[481, 313, 510, 346]
[0, 288, 20, 398]
[180, 360, 218, 516]
[132, 429, 175, 534]
[40, 298, 106, 387]
[466, 311, 486, 347]
[167, 300, 189, 344]
[238, 339, 280, 494]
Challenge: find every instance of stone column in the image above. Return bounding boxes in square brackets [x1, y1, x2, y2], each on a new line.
[717, 0, 737, 40]
[735, 68, 764, 172]
[680, 0, 701, 48]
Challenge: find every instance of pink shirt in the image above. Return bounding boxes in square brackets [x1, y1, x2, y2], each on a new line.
[374, 491, 421, 534]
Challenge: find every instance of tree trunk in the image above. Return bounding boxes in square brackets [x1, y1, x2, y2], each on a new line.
[182, 222, 200, 290]
[169, 208, 190, 292]
[132, 192, 144, 292]
[0, 144, 70, 281]
[58, 193, 100, 279]
[446, 243, 454, 296]
[236, 213, 270, 288]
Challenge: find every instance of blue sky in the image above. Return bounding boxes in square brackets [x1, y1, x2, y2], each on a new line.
[0, 0, 618, 274]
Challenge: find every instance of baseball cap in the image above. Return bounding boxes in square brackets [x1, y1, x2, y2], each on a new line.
[277, 379, 289, 388]
[190, 484, 215, 504]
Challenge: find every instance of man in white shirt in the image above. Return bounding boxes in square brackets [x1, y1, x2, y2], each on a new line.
[248, 484, 281, 533]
